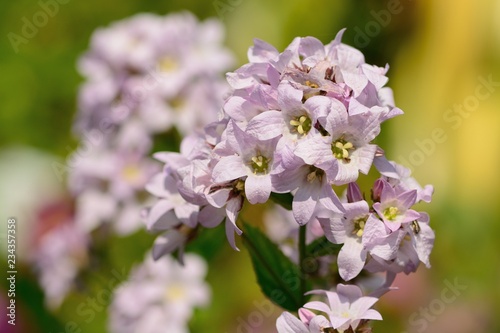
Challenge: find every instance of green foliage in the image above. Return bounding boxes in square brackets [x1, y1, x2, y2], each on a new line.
[306, 236, 342, 258]
[186, 225, 227, 262]
[269, 192, 293, 211]
[242, 223, 306, 311]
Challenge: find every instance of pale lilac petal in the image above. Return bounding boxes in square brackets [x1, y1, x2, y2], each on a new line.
[379, 180, 396, 202]
[362, 215, 387, 247]
[355, 144, 378, 175]
[308, 315, 332, 333]
[267, 65, 281, 87]
[198, 205, 225, 228]
[293, 185, 317, 225]
[336, 283, 363, 302]
[212, 155, 248, 183]
[348, 98, 370, 116]
[397, 190, 418, 209]
[225, 218, 241, 251]
[226, 196, 243, 225]
[373, 155, 399, 179]
[350, 296, 380, 318]
[328, 316, 351, 330]
[206, 188, 230, 208]
[419, 184, 434, 203]
[278, 81, 304, 110]
[344, 200, 370, 220]
[303, 301, 331, 314]
[323, 290, 342, 310]
[338, 238, 366, 281]
[362, 64, 389, 90]
[294, 136, 332, 166]
[401, 209, 422, 224]
[276, 312, 308, 333]
[245, 110, 284, 140]
[245, 174, 272, 204]
[324, 99, 349, 134]
[361, 308, 383, 321]
[333, 161, 361, 185]
[248, 38, 279, 62]
[341, 71, 368, 97]
[272, 166, 305, 193]
[174, 203, 199, 227]
[224, 96, 252, 122]
[225, 197, 243, 251]
[152, 231, 186, 260]
[319, 183, 345, 214]
[304, 95, 338, 123]
[369, 230, 404, 260]
[152, 152, 188, 170]
[145, 173, 169, 197]
[146, 199, 177, 231]
[299, 37, 326, 60]
[418, 212, 430, 223]
[412, 223, 435, 267]
[318, 217, 346, 244]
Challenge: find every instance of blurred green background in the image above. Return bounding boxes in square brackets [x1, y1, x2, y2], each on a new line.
[1, 0, 499, 332]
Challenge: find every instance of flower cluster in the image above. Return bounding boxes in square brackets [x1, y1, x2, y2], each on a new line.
[32, 11, 234, 315]
[30, 200, 89, 309]
[109, 253, 210, 333]
[145, 29, 435, 332]
[69, 12, 234, 235]
[278, 284, 381, 333]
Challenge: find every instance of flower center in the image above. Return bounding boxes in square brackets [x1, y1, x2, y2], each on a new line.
[352, 215, 368, 237]
[332, 138, 354, 161]
[234, 179, 245, 193]
[289, 115, 312, 135]
[411, 221, 421, 234]
[159, 56, 178, 72]
[321, 327, 336, 333]
[250, 155, 270, 175]
[164, 283, 186, 301]
[121, 165, 142, 184]
[168, 97, 185, 111]
[305, 80, 320, 89]
[306, 165, 325, 183]
[383, 207, 400, 221]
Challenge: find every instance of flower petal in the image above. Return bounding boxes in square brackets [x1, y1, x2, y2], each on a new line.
[245, 174, 272, 204]
[276, 312, 309, 333]
[338, 238, 366, 281]
[212, 155, 248, 183]
[246, 110, 284, 140]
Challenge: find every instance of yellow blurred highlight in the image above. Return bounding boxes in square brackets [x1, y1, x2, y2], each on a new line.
[391, 0, 500, 209]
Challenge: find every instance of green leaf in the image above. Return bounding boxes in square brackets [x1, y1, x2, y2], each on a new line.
[306, 236, 342, 258]
[270, 192, 293, 210]
[242, 223, 305, 311]
[185, 225, 227, 261]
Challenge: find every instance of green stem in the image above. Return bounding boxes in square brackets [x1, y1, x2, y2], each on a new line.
[298, 224, 307, 304]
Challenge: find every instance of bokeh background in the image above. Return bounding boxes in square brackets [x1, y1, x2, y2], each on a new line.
[1, 0, 499, 332]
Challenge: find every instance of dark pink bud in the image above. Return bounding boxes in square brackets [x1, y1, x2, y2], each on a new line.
[347, 182, 363, 203]
[372, 178, 384, 202]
